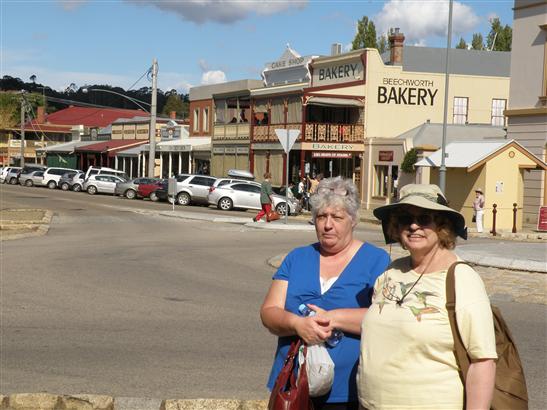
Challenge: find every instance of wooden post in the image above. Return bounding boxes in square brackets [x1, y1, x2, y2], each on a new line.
[512, 203, 518, 233]
[491, 203, 497, 236]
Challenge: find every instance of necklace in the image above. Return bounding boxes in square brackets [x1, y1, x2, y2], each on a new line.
[396, 273, 424, 306]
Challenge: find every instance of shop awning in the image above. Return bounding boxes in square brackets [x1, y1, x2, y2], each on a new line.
[306, 96, 364, 108]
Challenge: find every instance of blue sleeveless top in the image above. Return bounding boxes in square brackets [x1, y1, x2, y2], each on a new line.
[267, 242, 390, 403]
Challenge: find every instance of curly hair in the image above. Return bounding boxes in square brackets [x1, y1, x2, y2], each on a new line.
[386, 210, 457, 250]
[310, 176, 360, 223]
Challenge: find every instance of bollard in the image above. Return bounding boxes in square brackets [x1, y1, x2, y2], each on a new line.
[512, 203, 518, 233]
[491, 203, 497, 236]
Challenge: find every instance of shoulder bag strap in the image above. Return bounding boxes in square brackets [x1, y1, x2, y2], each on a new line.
[446, 261, 472, 384]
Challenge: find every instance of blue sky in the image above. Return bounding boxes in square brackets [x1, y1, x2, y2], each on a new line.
[1, 0, 514, 94]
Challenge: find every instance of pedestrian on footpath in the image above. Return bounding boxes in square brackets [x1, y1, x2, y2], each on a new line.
[358, 184, 496, 410]
[473, 188, 485, 233]
[253, 172, 273, 222]
[261, 176, 390, 409]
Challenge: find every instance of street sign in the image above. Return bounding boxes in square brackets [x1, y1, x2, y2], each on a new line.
[168, 178, 177, 196]
[275, 129, 300, 154]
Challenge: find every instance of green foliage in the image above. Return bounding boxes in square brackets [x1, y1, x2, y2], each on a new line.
[471, 33, 484, 50]
[0, 91, 44, 128]
[377, 34, 388, 54]
[455, 38, 467, 49]
[401, 148, 418, 173]
[352, 16, 377, 50]
[161, 93, 189, 119]
[487, 18, 512, 51]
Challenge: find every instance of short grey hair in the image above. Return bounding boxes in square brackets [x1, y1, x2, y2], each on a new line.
[310, 176, 360, 223]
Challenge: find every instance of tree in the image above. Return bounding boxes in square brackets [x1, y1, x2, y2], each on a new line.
[455, 38, 467, 49]
[352, 16, 377, 50]
[29, 74, 36, 84]
[161, 93, 188, 119]
[377, 34, 388, 54]
[471, 33, 484, 50]
[487, 18, 512, 51]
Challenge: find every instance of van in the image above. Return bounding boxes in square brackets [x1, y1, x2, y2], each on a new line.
[43, 167, 80, 189]
[85, 166, 128, 181]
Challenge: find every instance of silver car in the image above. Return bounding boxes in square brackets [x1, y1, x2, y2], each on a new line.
[207, 181, 301, 215]
[115, 177, 157, 199]
[84, 175, 126, 195]
[173, 174, 217, 206]
[19, 170, 44, 187]
[68, 171, 86, 192]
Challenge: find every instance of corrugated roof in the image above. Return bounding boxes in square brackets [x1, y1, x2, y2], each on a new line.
[75, 139, 148, 155]
[382, 46, 511, 77]
[30, 106, 149, 128]
[38, 140, 98, 153]
[395, 122, 507, 148]
[116, 145, 146, 157]
[415, 140, 510, 168]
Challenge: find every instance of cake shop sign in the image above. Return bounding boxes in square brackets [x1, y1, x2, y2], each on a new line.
[378, 77, 438, 106]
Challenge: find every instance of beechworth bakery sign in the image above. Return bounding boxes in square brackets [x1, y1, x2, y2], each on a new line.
[378, 77, 439, 106]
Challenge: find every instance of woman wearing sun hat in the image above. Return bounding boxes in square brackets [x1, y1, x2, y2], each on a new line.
[357, 184, 497, 410]
[473, 188, 485, 233]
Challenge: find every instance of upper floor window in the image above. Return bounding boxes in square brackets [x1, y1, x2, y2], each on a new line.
[203, 107, 209, 132]
[491, 99, 506, 126]
[193, 108, 199, 132]
[453, 97, 468, 124]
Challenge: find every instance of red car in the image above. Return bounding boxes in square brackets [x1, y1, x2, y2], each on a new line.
[137, 179, 166, 201]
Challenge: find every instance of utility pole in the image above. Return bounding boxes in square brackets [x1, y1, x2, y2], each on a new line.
[439, 0, 453, 193]
[148, 59, 158, 178]
[20, 93, 26, 168]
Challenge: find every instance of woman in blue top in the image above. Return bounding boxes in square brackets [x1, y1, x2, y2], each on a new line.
[260, 176, 390, 409]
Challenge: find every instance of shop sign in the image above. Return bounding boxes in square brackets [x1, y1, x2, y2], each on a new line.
[236, 147, 249, 154]
[212, 147, 225, 154]
[312, 152, 352, 158]
[537, 206, 547, 232]
[378, 77, 438, 106]
[267, 56, 306, 70]
[301, 142, 365, 152]
[225, 147, 236, 154]
[378, 150, 394, 161]
[9, 140, 26, 148]
[157, 145, 191, 152]
[313, 58, 364, 86]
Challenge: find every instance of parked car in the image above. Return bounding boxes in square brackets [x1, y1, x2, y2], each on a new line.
[137, 179, 166, 201]
[115, 177, 157, 199]
[19, 170, 44, 187]
[42, 167, 80, 189]
[207, 181, 301, 215]
[170, 174, 217, 206]
[2, 167, 22, 184]
[83, 175, 126, 195]
[58, 171, 79, 190]
[85, 166, 128, 181]
[67, 171, 86, 192]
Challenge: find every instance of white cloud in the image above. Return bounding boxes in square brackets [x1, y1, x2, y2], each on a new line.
[201, 70, 227, 85]
[375, 0, 480, 45]
[57, 0, 87, 11]
[124, 0, 307, 24]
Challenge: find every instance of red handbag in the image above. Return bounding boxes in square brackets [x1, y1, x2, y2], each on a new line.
[267, 210, 281, 222]
[268, 339, 313, 410]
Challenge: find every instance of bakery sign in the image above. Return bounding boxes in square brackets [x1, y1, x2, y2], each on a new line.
[301, 142, 365, 152]
[378, 150, 394, 161]
[312, 57, 364, 86]
[378, 77, 438, 106]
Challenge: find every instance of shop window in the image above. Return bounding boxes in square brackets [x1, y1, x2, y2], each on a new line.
[193, 109, 199, 132]
[491, 99, 506, 126]
[374, 165, 389, 197]
[203, 107, 209, 132]
[453, 97, 468, 124]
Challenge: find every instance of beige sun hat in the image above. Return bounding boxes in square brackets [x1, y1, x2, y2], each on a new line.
[373, 184, 467, 244]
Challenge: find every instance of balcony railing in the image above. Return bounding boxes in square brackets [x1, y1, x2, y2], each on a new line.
[213, 123, 251, 141]
[252, 122, 364, 143]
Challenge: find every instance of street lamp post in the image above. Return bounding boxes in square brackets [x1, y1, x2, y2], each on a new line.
[20, 92, 26, 168]
[439, 0, 453, 194]
[148, 59, 158, 178]
[82, 59, 158, 177]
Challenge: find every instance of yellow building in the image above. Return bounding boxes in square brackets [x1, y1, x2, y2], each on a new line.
[416, 140, 546, 231]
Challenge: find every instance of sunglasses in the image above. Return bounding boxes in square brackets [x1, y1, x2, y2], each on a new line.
[317, 187, 348, 196]
[397, 213, 434, 227]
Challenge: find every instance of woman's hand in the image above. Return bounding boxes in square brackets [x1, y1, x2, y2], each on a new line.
[294, 315, 332, 345]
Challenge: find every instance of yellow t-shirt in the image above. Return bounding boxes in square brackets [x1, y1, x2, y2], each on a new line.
[357, 257, 497, 410]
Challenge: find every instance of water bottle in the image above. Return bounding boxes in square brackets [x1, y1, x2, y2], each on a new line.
[298, 303, 343, 347]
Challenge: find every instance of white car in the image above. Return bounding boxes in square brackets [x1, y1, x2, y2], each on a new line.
[83, 174, 126, 195]
[42, 167, 80, 189]
[1, 167, 21, 184]
[207, 181, 301, 215]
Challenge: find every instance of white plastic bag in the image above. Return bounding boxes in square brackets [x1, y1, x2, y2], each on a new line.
[299, 343, 335, 397]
